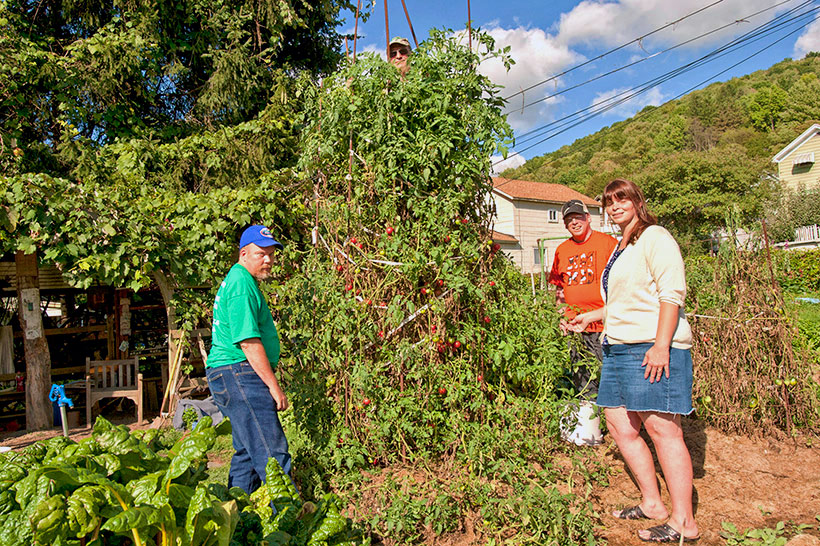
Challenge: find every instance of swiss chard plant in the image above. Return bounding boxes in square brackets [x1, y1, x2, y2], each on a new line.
[0, 417, 363, 546]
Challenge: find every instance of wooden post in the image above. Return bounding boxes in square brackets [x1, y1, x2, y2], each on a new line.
[152, 271, 177, 392]
[16, 250, 52, 430]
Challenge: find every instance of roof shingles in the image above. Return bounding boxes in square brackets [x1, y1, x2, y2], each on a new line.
[492, 177, 599, 206]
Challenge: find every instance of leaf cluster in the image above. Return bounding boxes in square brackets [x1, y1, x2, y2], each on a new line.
[0, 416, 361, 546]
[0, 0, 353, 157]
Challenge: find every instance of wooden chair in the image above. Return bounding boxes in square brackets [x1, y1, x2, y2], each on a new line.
[86, 357, 144, 428]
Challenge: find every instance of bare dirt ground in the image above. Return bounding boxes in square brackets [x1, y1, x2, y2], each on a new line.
[596, 417, 820, 546]
[2, 415, 818, 545]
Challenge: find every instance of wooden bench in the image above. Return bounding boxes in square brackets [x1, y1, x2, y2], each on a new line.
[86, 357, 143, 427]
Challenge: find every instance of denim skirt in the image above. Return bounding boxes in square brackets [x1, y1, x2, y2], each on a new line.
[597, 342, 694, 415]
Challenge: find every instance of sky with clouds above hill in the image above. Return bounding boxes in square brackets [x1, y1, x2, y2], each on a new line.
[339, 0, 820, 172]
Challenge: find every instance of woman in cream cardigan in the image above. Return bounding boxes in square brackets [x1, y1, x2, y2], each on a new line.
[570, 179, 699, 543]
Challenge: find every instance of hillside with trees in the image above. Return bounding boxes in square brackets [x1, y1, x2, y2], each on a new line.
[501, 53, 820, 247]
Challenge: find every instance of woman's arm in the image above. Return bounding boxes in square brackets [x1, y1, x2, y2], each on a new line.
[642, 301, 679, 383]
[567, 308, 605, 332]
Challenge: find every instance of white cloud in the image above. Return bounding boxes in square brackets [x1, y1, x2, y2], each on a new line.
[466, 25, 583, 132]
[555, 0, 794, 51]
[358, 43, 386, 60]
[491, 153, 526, 175]
[794, 15, 820, 59]
[591, 85, 666, 118]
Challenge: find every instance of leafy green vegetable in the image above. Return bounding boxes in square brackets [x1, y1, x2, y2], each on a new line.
[0, 416, 360, 545]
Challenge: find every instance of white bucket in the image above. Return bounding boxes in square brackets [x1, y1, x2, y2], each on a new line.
[560, 400, 603, 446]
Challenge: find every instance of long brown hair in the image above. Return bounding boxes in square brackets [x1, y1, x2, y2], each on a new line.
[602, 178, 657, 245]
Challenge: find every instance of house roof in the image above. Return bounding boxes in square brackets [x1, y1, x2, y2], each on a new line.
[773, 123, 820, 163]
[491, 230, 518, 243]
[491, 177, 600, 207]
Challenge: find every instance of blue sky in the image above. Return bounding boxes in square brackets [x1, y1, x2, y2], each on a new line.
[339, 0, 820, 171]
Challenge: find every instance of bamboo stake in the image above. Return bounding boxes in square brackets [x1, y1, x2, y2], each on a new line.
[160, 340, 184, 416]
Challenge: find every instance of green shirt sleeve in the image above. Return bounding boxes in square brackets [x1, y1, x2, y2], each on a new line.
[225, 291, 263, 344]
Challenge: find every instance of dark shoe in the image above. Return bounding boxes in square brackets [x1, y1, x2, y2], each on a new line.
[613, 505, 649, 520]
[638, 523, 699, 543]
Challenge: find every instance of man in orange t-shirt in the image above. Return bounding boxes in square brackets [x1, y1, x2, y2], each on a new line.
[549, 199, 617, 399]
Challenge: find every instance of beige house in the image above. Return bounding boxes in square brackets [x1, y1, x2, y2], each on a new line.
[772, 123, 820, 191]
[490, 177, 611, 276]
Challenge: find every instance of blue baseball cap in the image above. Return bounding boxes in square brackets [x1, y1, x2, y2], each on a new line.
[239, 225, 284, 250]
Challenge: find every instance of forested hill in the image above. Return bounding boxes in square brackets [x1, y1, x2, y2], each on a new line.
[501, 54, 820, 245]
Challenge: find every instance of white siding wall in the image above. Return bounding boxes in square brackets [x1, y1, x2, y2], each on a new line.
[491, 197, 609, 275]
[493, 195, 516, 235]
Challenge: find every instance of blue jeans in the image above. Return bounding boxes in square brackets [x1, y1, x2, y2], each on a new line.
[205, 361, 292, 494]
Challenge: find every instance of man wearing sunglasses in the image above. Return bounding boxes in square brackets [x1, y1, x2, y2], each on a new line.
[388, 36, 412, 77]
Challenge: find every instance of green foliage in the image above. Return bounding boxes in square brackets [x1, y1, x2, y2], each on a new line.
[720, 519, 817, 546]
[773, 249, 820, 294]
[635, 148, 771, 247]
[766, 187, 820, 244]
[0, 417, 362, 545]
[744, 84, 788, 132]
[0, 0, 353, 158]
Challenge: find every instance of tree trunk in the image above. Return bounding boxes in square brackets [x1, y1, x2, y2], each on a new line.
[16, 250, 52, 430]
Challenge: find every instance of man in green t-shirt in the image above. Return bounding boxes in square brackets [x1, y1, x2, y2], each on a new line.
[205, 225, 291, 494]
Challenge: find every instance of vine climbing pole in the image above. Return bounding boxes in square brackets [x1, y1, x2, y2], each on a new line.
[384, 0, 390, 55]
[399, 0, 419, 47]
[467, 0, 472, 50]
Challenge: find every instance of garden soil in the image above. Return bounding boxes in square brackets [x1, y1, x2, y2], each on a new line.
[2, 415, 818, 545]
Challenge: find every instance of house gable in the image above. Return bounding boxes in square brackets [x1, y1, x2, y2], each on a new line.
[773, 124, 820, 191]
[489, 177, 608, 275]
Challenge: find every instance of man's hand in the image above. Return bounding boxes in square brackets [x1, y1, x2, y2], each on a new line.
[240, 337, 290, 411]
[269, 384, 289, 411]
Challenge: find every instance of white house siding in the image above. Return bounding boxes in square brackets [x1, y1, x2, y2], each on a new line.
[491, 200, 608, 275]
[778, 134, 820, 191]
[493, 196, 516, 235]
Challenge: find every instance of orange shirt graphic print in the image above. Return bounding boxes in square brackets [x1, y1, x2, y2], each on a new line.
[566, 252, 596, 287]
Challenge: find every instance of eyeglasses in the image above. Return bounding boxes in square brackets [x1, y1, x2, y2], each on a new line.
[390, 47, 410, 58]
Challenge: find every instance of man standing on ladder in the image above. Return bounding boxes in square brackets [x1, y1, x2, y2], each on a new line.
[388, 36, 412, 77]
[550, 199, 617, 445]
[205, 225, 292, 494]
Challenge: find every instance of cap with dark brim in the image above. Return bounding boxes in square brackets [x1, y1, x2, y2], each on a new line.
[561, 199, 589, 219]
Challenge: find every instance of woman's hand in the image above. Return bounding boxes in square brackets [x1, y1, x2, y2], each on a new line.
[642, 343, 670, 383]
[567, 308, 604, 333]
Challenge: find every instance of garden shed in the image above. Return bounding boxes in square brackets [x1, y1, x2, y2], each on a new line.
[0, 251, 204, 431]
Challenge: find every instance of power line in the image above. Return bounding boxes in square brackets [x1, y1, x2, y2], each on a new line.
[494, 14, 816, 168]
[513, 0, 812, 115]
[512, 3, 819, 148]
[517, 4, 820, 149]
[502, 0, 731, 101]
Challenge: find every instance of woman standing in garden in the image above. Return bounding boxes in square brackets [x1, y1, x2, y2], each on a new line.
[570, 179, 700, 543]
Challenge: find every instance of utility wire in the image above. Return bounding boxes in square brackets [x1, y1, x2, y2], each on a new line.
[502, 0, 731, 101]
[517, 4, 820, 149]
[513, 3, 819, 147]
[494, 15, 815, 167]
[513, 0, 813, 114]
